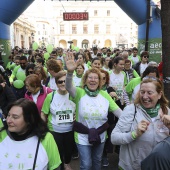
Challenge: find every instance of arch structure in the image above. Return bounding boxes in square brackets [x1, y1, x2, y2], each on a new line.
[0, 0, 161, 64]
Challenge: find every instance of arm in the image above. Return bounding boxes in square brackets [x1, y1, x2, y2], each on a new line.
[66, 72, 76, 98]
[41, 112, 47, 123]
[133, 69, 140, 78]
[65, 52, 78, 98]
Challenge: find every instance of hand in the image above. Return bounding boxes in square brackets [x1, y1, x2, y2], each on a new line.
[65, 52, 78, 73]
[0, 82, 6, 88]
[160, 114, 170, 129]
[109, 92, 118, 100]
[136, 120, 150, 137]
[0, 65, 5, 72]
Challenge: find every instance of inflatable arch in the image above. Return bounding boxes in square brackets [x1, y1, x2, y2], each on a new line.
[0, 0, 161, 65]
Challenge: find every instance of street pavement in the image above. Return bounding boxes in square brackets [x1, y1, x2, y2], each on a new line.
[70, 152, 119, 170]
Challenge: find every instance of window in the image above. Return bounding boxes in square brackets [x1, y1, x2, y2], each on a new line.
[72, 25, 77, 34]
[106, 25, 110, 34]
[38, 31, 40, 35]
[43, 24, 45, 29]
[94, 10, 98, 16]
[94, 25, 99, 34]
[60, 25, 64, 34]
[83, 25, 88, 34]
[107, 10, 110, 16]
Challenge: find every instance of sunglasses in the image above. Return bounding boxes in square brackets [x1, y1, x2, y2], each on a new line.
[28, 71, 34, 74]
[143, 56, 149, 58]
[57, 80, 65, 84]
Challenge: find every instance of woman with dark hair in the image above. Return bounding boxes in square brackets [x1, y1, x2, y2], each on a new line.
[0, 98, 61, 169]
[25, 63, 35, 76]
[91, 57, 102, 69]
[126, 66, 160, 102]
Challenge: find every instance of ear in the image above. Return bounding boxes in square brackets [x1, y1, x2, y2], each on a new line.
[158, 91, 163, 99]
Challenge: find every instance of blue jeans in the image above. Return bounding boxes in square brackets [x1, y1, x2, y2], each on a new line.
[77, 142, 105, 170]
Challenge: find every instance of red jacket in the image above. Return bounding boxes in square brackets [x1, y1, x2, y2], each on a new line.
[25, 86, 52, 114]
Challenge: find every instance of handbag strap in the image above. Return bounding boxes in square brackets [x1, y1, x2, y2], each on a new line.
[32, 137, 41, 170]
[132, 104, 137, 121]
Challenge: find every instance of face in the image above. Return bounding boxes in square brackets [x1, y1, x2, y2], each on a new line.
[102, 49, 107, 54]
[104, 57, 110, 66]
[147, 72, 157, 78]
[124, 62, 131, 70]
[76, 65, 84, 75]
[86, 73, 99, 91]
[91, 60, 101, 69]
[78, 55, 84, 64]
[133, 50, 138, 57]
[28, 68, 34, 75]
[114, 60, 125, 71]
[142, 55, 149, 63]
[101, 73, 106, 87]
[25, 80, 36, 93]
[15, 59, 20, 66]
[57, 76, 67, 92]
[20, 60, 27, 69]
[58, 50, 63, 56]
[140, 82, 162, 109]
[7, 106, 28, 135]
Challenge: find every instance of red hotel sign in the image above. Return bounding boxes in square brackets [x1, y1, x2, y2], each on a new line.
[63, 12, 89, 21]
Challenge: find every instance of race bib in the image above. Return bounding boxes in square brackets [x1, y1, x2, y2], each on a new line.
[56, 110, 73, 123]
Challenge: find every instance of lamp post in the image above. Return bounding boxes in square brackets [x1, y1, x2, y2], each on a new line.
[68, 41, 73, 50]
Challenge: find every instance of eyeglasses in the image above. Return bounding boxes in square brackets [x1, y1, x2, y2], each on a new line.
[28, 71, 34, 74]
[57, 80, 65, 84]
[88, 76, 99, 80]
[143, 56, 149, 58]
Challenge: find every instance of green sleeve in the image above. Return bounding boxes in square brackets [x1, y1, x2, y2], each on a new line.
[41, 92, 53, 115]
[0, 119, 7, 142]
[41, 132, 61, 170]
[133, 69, 140, 78]
[122, 71, 127, 86]
[6, 62, 10, 69]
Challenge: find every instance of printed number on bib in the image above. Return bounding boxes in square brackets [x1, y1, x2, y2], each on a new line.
[56, 110, 73, 123]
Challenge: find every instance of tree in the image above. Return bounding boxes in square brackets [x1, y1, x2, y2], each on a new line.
[161, 0, 170, 104]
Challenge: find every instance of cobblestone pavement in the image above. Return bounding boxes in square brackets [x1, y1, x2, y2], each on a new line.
[70, 152, 119, 170]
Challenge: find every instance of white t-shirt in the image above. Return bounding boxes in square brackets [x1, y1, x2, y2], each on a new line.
[0, 132, 61, 170]
[49, 77, 58, 90]
[42, 91, 76, 133]
[140, 63, 148, 75]
[109, 71, 125, 101]
[73, 75, 82, 87]
[71, 88, 119, 145]
[32, 90, 40, 104]
[131, 56, 140, 65]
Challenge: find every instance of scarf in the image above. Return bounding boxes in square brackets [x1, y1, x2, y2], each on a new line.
[142, 103, 160, 118]
[102, 85, 107, 91]
[84, 86, 99, 97]
[76, 73, 83, 78]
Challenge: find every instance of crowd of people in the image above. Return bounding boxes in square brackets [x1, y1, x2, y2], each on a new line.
[0, 45, 170, 170]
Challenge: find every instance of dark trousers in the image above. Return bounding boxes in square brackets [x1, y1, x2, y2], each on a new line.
[51, 131, 74, 170]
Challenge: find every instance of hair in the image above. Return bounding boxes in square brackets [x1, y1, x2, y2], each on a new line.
[34, 66, 47, 84]
[55, 70, 67, 84]
[148, 61, 158, 67]
[75, 53, 85, 61]
[91, 57, 101, 64]
[36, 58, 45, 66]
[132, 47, 138, 52]
[125, 59, 131, 64]
[0, 74, 5, 83]
[84, 51, 92, 63]
[134, 78, 169, 115]
[82, 68, 102, 89]
[141, 51, 149, 58]
[25, 64, 35, 76]
[19, 56, 27, 61]
[25, 74, 41, 88]
[46, 59, 61, 73]
[108, 56, 124, 69]
[76, 64, 85, 71]
[7, 98, 48, 139]
[14, 56, 21, 61]
[141, 66, 160, 79]
[100, 69, 110, 86]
